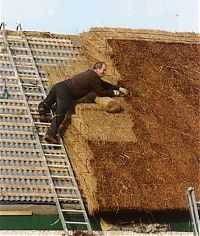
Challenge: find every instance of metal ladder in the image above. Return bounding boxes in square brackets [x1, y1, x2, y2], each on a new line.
[186, 187, 200, 235]
[2, 30, 92, 235]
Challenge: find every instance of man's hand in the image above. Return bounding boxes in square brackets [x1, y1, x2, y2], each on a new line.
[119, 87, 129, 96]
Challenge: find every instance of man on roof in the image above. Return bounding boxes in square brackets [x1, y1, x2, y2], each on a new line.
[38, 61, 129, 144]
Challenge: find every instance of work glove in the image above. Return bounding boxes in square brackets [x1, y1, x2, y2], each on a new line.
[119, 87, 129, 96]
[113, 90, 120, 96]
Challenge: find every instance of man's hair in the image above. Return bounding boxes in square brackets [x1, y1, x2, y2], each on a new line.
[93, 61, 106, 70]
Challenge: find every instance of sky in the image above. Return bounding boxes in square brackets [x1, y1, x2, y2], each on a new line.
[0, 0, 199, 34]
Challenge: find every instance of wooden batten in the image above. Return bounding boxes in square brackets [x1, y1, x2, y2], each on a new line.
[0, 211, 33, 216]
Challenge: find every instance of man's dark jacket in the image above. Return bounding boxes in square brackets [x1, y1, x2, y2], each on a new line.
[64, 69, 119, 99]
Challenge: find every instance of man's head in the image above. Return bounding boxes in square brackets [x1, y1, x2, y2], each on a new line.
[93, 61, 107, 77]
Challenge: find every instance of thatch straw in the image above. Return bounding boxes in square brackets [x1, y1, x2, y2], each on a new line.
[102, 37, 199, 212]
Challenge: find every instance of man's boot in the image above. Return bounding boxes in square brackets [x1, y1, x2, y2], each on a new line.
[44, 130, 59, 144]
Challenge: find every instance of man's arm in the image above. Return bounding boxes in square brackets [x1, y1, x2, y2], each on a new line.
[90, 77, 118, 97]
[101, 80, 119, 90]
[101, 80, 130, 97]
[90, 77, 130, 97]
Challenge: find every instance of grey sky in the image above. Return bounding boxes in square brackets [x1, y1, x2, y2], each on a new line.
[0, 0, 199, 34]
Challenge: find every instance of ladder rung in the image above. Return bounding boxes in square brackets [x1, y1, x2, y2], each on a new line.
[28, 100, 41, 104]
[19, 74, 37, 77]
[20, 76, 38, 80]
[10, 47, 29, 51]
[0, 139, 37, 144]
[15, 63, 34, 66]
[55, 186, 76, 190]
[28, 38, 72, 45]
[58, 197, 80, 201]
[22, 83, 39, 87]
[51, 175, 73, 179]
[18, 69, 37, 73]
[0, 148, 40, 153]
[34, 122, 51, 126]
[0, 84, 18, 88]
[31, 48, 74, 54]
[0, 122, 32, 127]
[1, 68, 13, 72]
[0, 130, 33, 135]
[0, 156, 43, 162]
[0, 105, 27, 110]
[41, 143, 61, 147]
[62, 209, 84, 213]
[0, 156, 64, 164]
[65, 221, 88, 225]
[0, 113, 29, 118]
[25, 92, 45, 96]
[33, 55, 68, 60]
[48, 164, 69, 168]
[0, 99, 24, 104]
[0, 165, 45, 171]
[21, 77, 48, 82]
[3, 91, 21, 95]
[44, 154, 65, 157]
[12, 55, 32, 58]
[0, 184, 52, 192]
[43, 149, 64, 154]
[0, 174, 49, 180]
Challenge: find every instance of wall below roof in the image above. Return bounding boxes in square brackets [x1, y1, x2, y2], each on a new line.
[0, 214, 101, 230]
[0, 211, 192, 232]
[0, 204, 57, 214]
[0, 231, 194, 236]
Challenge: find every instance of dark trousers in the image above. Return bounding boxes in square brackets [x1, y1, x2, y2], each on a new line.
[42, 81, 73, 135]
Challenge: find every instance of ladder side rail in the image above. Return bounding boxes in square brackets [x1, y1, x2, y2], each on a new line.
[186, 187, 200, 235]
[187, 190, 199, 235]
[2, 32, 70, 236]
[190, 189, 200, 235]
[21, 32, 92, 231]
[21, 32, 46, 95]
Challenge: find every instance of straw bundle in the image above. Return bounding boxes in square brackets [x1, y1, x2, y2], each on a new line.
[71, 103, 136, 142]
[94, 97, 122, 113]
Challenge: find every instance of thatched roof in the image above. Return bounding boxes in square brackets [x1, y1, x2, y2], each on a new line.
[52, 28, 199, 214]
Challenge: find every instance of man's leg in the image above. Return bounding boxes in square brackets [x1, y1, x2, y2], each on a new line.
[45, 83, 72, 143]
[38, 84, 57, 122]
